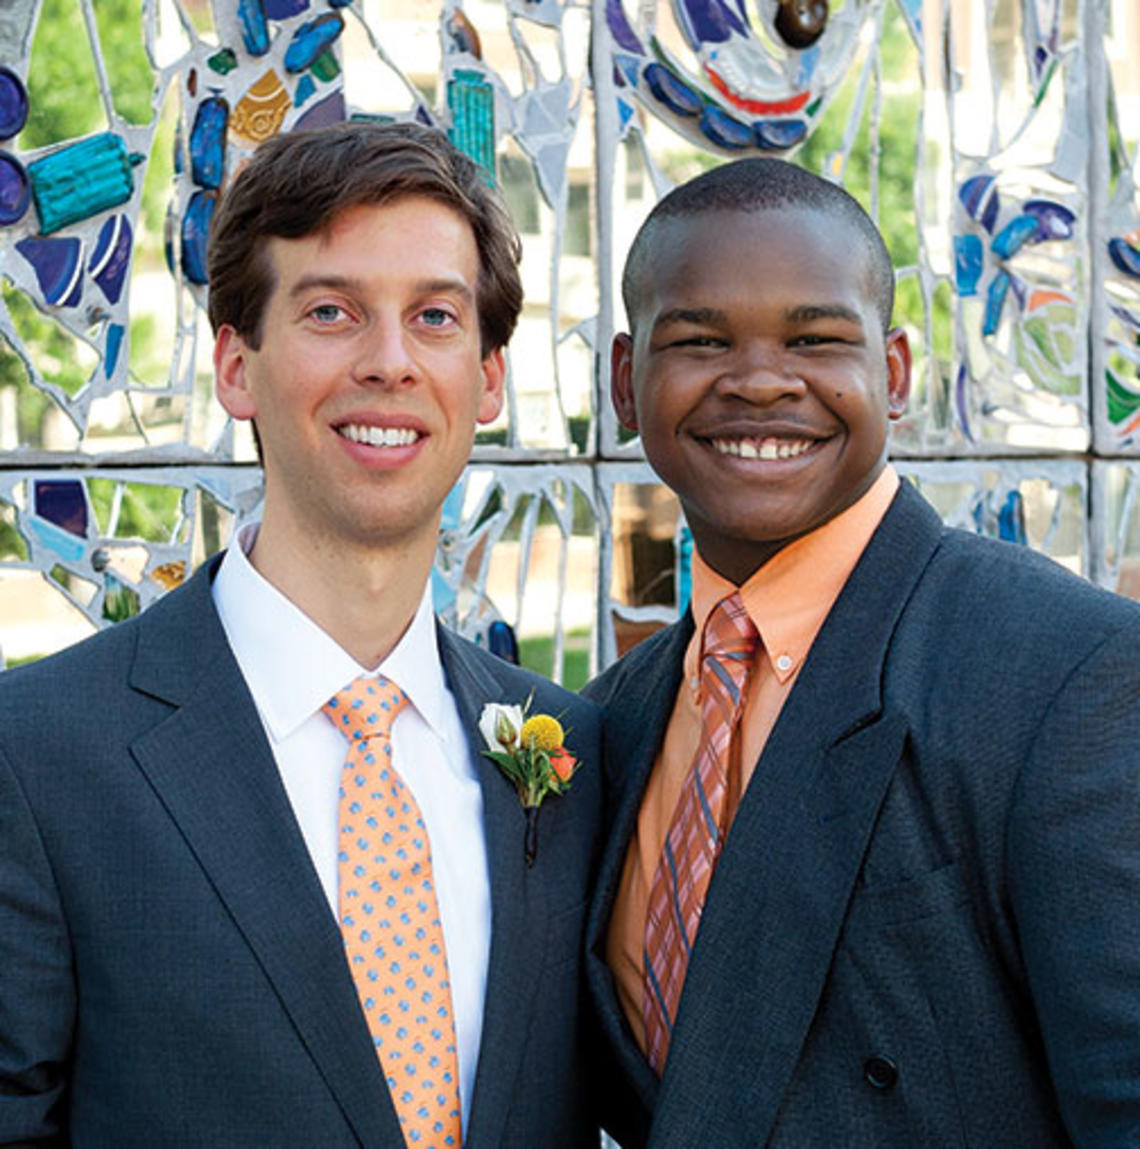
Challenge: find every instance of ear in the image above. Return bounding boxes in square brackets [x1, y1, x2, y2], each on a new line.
[214, 325, 259, 421]
[476, 346, 506, 425]
[884, 327, 912, 420]
[611, 332, 639, 431]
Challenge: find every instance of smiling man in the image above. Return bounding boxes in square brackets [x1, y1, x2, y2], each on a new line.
[585, 158, 1140, 1148]
[0, 123, 602, 1149]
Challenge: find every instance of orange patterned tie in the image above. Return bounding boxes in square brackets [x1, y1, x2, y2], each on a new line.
[642, 592, 759, 1074]
[324, 675, 463, 1149]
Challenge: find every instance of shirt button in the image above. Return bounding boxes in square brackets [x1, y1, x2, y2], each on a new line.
[775, 654, 794, 672]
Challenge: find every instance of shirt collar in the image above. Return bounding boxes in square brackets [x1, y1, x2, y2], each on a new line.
[688, 466, 900, 686]
[213, 524, 450, 742]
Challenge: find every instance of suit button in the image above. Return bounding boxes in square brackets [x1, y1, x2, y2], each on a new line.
[864, 1055, 898, 1090]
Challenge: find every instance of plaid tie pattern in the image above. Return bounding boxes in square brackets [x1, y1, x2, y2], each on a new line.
[642, 592, 759, 1074]
[324, 676, 463, 1149]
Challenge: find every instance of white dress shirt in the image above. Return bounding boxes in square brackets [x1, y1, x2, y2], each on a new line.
[212, 526, 491, 1130]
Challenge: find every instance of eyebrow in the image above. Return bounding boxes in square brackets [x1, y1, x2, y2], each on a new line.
[287, 274, 475, 302]
[785, 303, 864, 326]
[652, 307, 726, 333]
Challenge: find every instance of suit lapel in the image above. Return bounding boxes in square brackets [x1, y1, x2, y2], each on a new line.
[435, 627, 548, 1149]
[585, 618, 693, 1114]
[650, 483, 944, 1147]
[126, 562, 397, 1148]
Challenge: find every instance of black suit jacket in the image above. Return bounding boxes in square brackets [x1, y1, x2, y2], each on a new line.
[585, 481, 1140, 1148]
[0, 558, 603, 1147]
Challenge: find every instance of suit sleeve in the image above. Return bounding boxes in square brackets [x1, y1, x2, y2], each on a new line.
[0, 744, 74, 1146]
[1007, 624, 1140, 1144]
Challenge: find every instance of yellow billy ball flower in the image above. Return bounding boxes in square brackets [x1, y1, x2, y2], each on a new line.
[520, 714, 564, 751]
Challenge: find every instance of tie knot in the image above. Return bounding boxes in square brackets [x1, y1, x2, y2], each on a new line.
[703, 592, 759, 663]
[323, 674, 408, 742]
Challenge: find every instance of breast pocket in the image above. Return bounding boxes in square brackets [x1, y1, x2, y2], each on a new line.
[846, 860, 971, 931]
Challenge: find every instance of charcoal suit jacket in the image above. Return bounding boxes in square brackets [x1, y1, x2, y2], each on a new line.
[0, 557, 603, 1148]
[584, 480, 1140, 1148]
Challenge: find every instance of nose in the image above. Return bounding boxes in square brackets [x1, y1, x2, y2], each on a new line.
[714, 343, 807, 403]
[351, 316, 419, 388]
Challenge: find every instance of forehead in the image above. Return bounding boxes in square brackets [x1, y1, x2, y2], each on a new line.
[632, 207, 874, 326]
[263, 196, 479, 288]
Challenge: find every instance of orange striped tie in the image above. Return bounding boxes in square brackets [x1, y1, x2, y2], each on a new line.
[324, 675, 463, 1149]
[642, 592, 759, 1074]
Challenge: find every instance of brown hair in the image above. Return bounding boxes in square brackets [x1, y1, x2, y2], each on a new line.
[206, 121, 523, 354]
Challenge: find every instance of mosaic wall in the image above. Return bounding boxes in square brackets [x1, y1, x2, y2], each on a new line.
[0, 0, 1136, 684]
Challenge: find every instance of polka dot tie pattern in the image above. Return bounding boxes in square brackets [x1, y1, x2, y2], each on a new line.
[323, 675, 463, 1149]
[642, 592, 759, 1075]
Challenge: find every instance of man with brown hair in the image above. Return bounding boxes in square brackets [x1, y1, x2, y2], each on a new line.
[0, 122, 602, 1149]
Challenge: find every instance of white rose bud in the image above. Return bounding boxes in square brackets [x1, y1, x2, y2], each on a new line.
[479, 703, 524, 753]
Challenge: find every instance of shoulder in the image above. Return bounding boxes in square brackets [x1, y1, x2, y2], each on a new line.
[890, 525, 1140, 706]
[929, 525, 1140, 633]
[583, 616, 691, 708]
[0, 568, 219, 746]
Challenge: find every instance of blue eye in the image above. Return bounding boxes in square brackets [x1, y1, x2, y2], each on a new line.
[311, 304, 345, 323]
[421, 307, 455, 327]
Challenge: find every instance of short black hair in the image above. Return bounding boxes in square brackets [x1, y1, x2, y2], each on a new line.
[621, 158, 896, 333]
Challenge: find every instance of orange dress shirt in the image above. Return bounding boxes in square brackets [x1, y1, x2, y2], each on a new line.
[606, 466, 901, 1053]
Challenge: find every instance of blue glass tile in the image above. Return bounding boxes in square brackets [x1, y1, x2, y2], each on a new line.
[88, 215, 132, 304]
[27, 133, 136, 234]
[0, 150, 30, 225]
[954, 234, 983, 296]
[16, 235, 83, 306]
[189, 97, 228, 190]
[284, 13, 344, 73]
[643, 63, 703, 117]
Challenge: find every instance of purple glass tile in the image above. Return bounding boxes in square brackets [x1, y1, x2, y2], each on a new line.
[34, 478, 88, 538]
[673, 0, 746, 47]
[1022, 199, 1075, 242]
[0, 150, 30, 225]
[606, 0, 644, 53]
[88, 215, 132, 305]
[264, 0, 309, 17]
[294, 91, 346, 131]
[959, 174, 999, 234]
[16, 235, 83, 307]
[955, 363, 972, 442]
[0, 67, 29, 140]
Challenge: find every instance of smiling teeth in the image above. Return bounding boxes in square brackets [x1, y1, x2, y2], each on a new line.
[712, 437, 814, 460]
[340, 424, 420, 447]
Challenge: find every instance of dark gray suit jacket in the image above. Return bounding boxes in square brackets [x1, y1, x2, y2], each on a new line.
[585, 481, 1140, 1148]
[0, 558, 603, 1148]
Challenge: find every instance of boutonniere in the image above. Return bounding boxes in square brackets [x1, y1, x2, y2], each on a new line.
[479, 698, 579, 867]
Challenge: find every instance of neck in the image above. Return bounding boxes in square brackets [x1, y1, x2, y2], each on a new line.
[247, 514, 437, 671]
